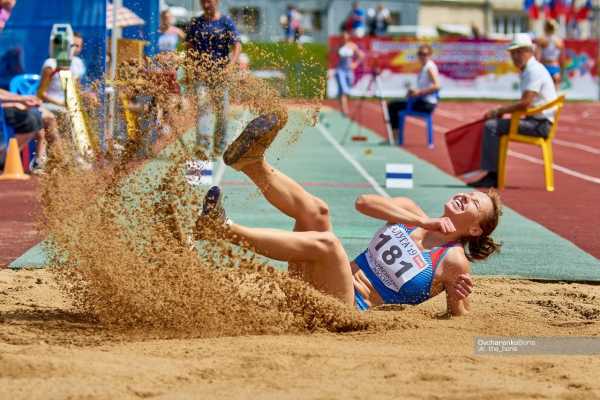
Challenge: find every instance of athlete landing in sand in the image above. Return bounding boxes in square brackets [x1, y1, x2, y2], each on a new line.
[196, 110, 502, 316]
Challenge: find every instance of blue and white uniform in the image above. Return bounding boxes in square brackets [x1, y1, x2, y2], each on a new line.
[354, 223, 457, 311]
[541, 36, 561, 78]
[335, 44, 355, 96]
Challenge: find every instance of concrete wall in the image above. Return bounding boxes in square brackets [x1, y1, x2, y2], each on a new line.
[419, 3, 485, 33]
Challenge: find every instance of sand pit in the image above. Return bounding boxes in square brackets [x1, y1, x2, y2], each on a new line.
[1, 268, 599, 400]
[2, 46, 599, 400]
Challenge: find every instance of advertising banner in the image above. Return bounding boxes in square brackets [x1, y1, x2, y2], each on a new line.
[327, 36, 598, 100]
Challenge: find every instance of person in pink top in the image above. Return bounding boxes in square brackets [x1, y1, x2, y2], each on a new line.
[158, 9, 185, 53]
[0, 0, 16, 31]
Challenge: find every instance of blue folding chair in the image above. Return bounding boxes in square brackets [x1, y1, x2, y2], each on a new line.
[9, 74, 41, 95]
[1, 105, 15, 166]
[397, 92, 439, 148]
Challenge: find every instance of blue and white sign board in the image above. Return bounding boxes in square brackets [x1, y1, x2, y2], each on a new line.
[185, 160, 213, 186]
[385, 163, 413, 189]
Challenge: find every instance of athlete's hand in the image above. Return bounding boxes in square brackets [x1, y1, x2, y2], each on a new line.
[23, 96, 41, 107]
[450, 273, 473, 300]
[420, 217, 456, 234]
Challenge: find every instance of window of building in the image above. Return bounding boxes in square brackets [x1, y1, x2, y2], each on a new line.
[389, 11, 401, 25]
[230, 7, 261, 33]
[493, 14, 529, 35]
[299, 9, 323, 32]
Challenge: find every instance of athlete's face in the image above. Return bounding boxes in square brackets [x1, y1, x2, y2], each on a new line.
[443, 191, 493, 237]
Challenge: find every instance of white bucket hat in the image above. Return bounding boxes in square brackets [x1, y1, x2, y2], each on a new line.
[507, 33, 534, 51]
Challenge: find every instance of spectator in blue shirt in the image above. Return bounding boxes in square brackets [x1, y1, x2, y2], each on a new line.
[185, 0, 241, 164]
[349, 1, 366, 38]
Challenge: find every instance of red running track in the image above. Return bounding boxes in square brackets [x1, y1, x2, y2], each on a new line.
[325, 99, 600, 260]
[0, 179, 43, 267]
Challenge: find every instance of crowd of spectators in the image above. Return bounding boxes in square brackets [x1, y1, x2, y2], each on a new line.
[342, 2, 391, 38]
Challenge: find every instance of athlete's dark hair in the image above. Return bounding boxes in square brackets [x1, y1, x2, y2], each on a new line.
[462, 189, 502, 262]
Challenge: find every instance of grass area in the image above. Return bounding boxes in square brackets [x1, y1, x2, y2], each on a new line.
[244, 42, 328, 99]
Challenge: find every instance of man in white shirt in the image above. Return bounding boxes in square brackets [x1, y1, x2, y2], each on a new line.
[469, 33, 557, 188]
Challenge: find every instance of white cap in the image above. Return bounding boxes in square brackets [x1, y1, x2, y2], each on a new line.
[507, 33, 534, 51]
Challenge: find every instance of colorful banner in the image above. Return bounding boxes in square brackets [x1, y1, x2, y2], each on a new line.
[327, 36, 598, 100]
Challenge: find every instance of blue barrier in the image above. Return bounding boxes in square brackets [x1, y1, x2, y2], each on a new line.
[1, 0, 106, 86]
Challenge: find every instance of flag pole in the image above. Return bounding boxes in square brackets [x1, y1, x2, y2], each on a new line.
[107, 0, 121, 149]
[596, 0, 600, 100]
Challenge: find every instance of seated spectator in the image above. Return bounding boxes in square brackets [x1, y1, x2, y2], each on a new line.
[368, 4, 391, 36]
[344, 1, 366, 38]
[37, 31, 86, 114]
[468, 34, 557, 188]
[387, 44, 440, 134]
[158, 9, 185, 53]
[1, 88, 61, 171]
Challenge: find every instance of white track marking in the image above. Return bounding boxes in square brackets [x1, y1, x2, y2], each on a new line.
[317, 123, 390, 198]
[213, 158, 225, 185]
[359, 102, 600, 185]
[409, 102, 600, 152]
[508, 150, 600, 185]
[553, 139, 600, 155]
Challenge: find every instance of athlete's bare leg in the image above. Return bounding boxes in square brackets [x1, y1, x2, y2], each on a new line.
[224, 113, 333, 278]
[197, 113, 356, 305]
[227, 223, 354, 306]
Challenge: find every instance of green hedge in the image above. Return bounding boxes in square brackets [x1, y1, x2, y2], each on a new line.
[243, 42, 328, 99]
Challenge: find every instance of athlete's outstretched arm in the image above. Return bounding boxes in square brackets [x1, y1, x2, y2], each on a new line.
[355, 194, 456, 234]
[442, 253, 472, 317]
[355, 194, 426, 224]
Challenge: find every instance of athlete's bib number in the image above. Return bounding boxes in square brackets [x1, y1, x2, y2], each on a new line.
[366, 224, 427, 292]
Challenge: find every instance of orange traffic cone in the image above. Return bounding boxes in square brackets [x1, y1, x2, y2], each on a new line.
[0, 138, 30, 180]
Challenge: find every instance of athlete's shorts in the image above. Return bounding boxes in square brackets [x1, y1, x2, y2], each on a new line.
[4, 107, 43, 134]
[544, 64, 561, 77]
[354, 290, 369, 311]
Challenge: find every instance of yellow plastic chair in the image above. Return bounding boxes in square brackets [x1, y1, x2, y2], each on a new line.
[497, 95, 565, 192]
[120, 95, 141, 141]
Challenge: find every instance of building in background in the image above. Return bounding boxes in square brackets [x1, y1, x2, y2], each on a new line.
[164, 0, 418, 42]
[164, 0, 598, 41]
[418, 0, 529, 38]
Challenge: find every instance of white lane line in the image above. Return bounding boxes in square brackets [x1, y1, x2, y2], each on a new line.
[355, 104, 600, 185]
[316, 123, 390, 198]
[553, 139, 600, 155]
[213, 158, 225, 185]
[508, 150, 600, 185]
[434, 107, 467, 122]
[431, 105, 600, 152]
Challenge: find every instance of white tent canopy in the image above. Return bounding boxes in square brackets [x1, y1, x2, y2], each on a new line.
[106, 3, 145, 29]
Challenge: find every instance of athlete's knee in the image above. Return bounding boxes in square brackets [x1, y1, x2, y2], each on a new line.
[40, 107, 54, 122]
[304, 196, 330, 229]
[483, 118, 496, 133]
[312, 231, 340, 256]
